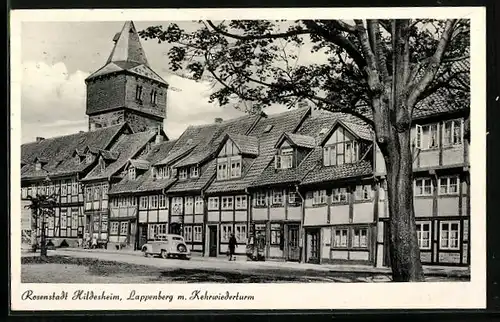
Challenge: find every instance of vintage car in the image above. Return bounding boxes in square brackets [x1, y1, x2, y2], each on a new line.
[141, 234, 191, 260]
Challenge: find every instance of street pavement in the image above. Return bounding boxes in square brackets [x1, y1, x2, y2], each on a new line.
[27, 247, 470, 279]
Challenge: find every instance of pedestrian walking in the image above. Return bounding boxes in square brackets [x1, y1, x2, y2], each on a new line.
[228, 233, 237, 261]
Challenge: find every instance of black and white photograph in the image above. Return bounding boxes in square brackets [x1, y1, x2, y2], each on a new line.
[10, 7, 486, 311]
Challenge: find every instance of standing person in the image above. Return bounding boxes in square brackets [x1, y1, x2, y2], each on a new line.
[228, 233, 237, 261]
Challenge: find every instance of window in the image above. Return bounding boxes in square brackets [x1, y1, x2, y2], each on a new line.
[190, 166, 199, 178]
[172, 197, 183, 215]
[35, 162, 42, 171]
[93, 185, 100, 200]
[183, 226, 193, 242]
[416, 222, 431, 250]
[439, 176, 459, 195]
[352, 228, 368, 248]
[193, 226, 203, 242]
[85, 187, 92, 200]
[230, 158, 241, 178]
[194, 196, 203, 213]
[443, 119, 463, 147]
[235, 195, 247, 209]
[128, 168, 136, 180]
[139, 196, 148, 209]
[61, 183, 67, 196]
[313, 190, 327, 205]
[254, 191, 267, 207]
[21, 187, 27, 198]
[112, 198, 118, 207]
[235, 224, 247, 242]
[150, 89, 157, 104]
[159, 195, 167, 209]
[71, 181, 78, 196]
[221, 196, 234, 210]
[275, 148, 293, 169]
[288, 191, 299, 204]
[416, 124, 440, 149]
[110, 222, 119, 234]
[217, 160, 228, 180]
[179, 168, 188, 180]
[150, 195, 158, 209]
[332, 188, 348, 203]
[323, 139, 359, 167]
[333, 229, 348, 248]
[355, 185, 371, 201]
[135, 85, 143, 101]
[120, 222, 128, 235]
[208, 197, 219, 210]
[270, 223, 282, 245]
[149, 223, 168, 241]
[440, 221, 460, 250]
[86, 154, 92, 164]
[221, 224, 232, 242]
[102, 184, 108, 200]
[272, 190, 283, 205]
[185, 196, 194, 213]
[415, 178, 433, 196]
[157, 166, 169, 178]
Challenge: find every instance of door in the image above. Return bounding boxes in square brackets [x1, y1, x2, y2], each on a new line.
[138, 224, 148, 249]
[208, 225, 218, 257]
[383, 221, 391, 267]
[306, 229, 320, 264]
[287, 224, 300, 262]
[129, 221, 137, 249]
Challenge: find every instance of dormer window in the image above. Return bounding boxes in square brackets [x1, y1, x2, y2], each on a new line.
[150, 89, 157, 105]
[179, 168, 188, 180]
[99, 158, 105, 171]
[190, 166, 199, 178]
[128, 168, 136, 180]
[217, 156, 241, 180]
[135, 85, 143, 101]
[275, 148, 293, 169]
[86, 154, 93, 164]
[35, 162, 42, 171]
[157, 165, 170, 179]
[323, 127, 359, 167]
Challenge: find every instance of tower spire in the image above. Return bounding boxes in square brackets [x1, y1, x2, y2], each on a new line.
[106, 21, 149, 66]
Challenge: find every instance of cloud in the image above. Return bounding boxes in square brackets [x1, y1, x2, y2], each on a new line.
[21, 61, 88, 143]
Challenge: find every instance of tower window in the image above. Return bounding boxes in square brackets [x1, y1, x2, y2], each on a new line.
[135, 85, 143, 101]
[150, 90, 157, 105]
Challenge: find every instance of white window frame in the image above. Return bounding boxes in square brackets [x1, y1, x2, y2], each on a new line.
[208, 197, 219, 210]
[179, 168, 188, 180]
[442, 119, 464, 147]
[440, 221, 460, 250]
[157, 166, 169, 178]
[235, 224, 247, 242]
[217, 159, 228, 180]
[184, 196, 194, 213]
[313, 190, 327, 205]
[351, 227, 368, 248]
[159, 195, 167, 209]
[110, 222, 119, 235]
[439, 176, 460, 195]
[194, 196, 204, 214]
[221, 224, 233, 242]
[120, 222, 128, 235]
[288, 191, 299, 204]
[171, 197, 183, 215]
[139, 196, 148, 210]
[235, 195, 247, 210]
[332, 188, 349, 203]
[193, 225, 203, 242]
[254, 191, 267, 207]
[272, 189, 284, 205]
[275, 148, 293, 169]
[221, 196, 234, 210]
[230, 157, 242, 178]
[149, 195, 158, 209]
[333, 228, 348, 248]
[416, 123, 440, 150]
[183, 226, 193, 242]
[414, 178, 434, 196]
[190, 166, 199, 178]
[416, 221, 431, 250]
[355, 185, 371, 201]
[149, 223, 168, 241]
[128, 168, 136, 180]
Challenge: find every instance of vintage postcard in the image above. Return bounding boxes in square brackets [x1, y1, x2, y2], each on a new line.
[10, 7, 486, 311]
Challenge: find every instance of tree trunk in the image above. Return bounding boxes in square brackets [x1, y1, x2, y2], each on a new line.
[384, 128, 424, 282]
[30, 208, 38, 253]
[40, 217, 47, 259]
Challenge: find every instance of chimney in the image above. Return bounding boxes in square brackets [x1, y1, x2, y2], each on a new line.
[214, 117, 223, 124]
[36, 137, 45, 142]
[79, 131, 85, 134]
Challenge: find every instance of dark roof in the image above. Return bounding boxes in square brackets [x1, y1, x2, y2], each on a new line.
[320, 119, 373, 145]
[129, 159, 150, 170]
[100, 150, 120, 161]
[301, 160, 373, 186]
[21, 124, 125, 180]
[205, 107, 310, 194]
[275, 132, 316, 149]
[82, 130, 156, 181]
[226, 133, 259, 156]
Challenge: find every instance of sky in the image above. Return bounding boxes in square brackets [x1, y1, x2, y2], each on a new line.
[20, 21, 324, 144]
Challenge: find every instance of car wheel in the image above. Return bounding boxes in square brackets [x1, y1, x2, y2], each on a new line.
[161, 250, 168, 259]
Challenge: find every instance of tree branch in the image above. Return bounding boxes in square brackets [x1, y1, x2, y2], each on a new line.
[354, 20, 381, 92]
[407, 19, 458, 109]
[206, 20, 312, 40]
[330, 20, 357, 33]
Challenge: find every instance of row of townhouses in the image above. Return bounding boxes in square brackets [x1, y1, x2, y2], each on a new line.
[20, 21, 470, 268]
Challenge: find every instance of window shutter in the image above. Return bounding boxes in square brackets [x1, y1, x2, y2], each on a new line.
[415, 125, 423, 149]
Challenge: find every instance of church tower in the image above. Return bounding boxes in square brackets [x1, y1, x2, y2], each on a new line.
[85, 21, 168, 133]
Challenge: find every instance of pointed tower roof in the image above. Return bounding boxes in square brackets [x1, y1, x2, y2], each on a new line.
[86, 21, 167, 85]
[107, 21, 149, 66]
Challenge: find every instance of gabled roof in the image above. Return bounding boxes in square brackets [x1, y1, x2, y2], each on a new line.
[129, 159, 150, 170]
[275, 132, 316, 149]
[81, 130, 156, 181]
[21, 124, 126, 180]
[225, 133, 259, 156]
[100, 150, 120, 161]
[85, 21, 167, 85]
[320, 119, 373, 146]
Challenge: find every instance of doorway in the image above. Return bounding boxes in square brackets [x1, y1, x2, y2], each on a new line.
[306, 228, 320, 264]
[287, 224, 300, 262]
[138, 224, 148, 249]
[208, 225, 218, 257]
